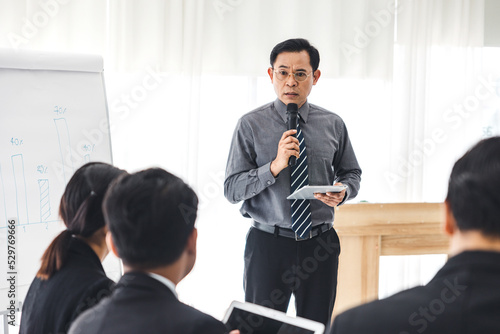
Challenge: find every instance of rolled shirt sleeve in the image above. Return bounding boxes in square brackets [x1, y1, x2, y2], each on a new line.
[224, 117, 276, 204]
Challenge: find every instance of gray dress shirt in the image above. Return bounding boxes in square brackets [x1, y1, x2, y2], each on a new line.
[224, 99, 361, 228]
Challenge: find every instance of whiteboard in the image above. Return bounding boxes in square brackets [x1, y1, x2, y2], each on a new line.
[0, 49, 120, 312]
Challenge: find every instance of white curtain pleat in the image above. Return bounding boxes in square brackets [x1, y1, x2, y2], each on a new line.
[103, 0, 394, 78]
[0, 0, 107, 54]
[386, 0, 485, 202]
[380, 0, 486, 300]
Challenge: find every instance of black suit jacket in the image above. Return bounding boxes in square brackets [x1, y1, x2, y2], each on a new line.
[68, 271, 229, 334]
[20, 237, 114, 334]
[331, 251, 500, 334]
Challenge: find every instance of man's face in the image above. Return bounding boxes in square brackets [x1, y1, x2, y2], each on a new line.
[268, 50, 320, 108]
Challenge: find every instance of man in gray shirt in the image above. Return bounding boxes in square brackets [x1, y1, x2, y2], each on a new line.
[224, 38, 361, 327]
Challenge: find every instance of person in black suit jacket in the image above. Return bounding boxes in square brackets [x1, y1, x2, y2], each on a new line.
[20, 162, 125, 334]
[69, 168, 238, 334]
[330, 136, 500, 334]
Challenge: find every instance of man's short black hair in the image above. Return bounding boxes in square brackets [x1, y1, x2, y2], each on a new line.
[270, 38, 320, 72]
[446, 136, 500, 238]
[103, 168, 198, 269]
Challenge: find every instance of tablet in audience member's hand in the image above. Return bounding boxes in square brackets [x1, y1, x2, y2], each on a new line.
[223, 301, 325, 334]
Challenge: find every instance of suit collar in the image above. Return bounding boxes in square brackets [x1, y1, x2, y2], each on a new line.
[146, 272, 178, 299]
[69, 237, 105, 272]
[435, 250, 500, 279]
[447, 250, 500, 265]
[116, 271, 178, 299]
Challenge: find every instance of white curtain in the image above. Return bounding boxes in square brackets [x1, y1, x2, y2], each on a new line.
[1, 0, 497, 322]
[379, 0, 493, 298]
[388, 0, 486, 202]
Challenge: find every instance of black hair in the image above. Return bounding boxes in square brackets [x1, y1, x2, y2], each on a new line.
[37, 162, 125, 280]
[446, 136, 500, 237]
[103, 168, 198, 269]
[270, 38, 320, 72]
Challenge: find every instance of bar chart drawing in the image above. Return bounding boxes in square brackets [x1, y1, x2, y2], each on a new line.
[38, 179, 51, 222]
[11, 154, 29, 225]
[54, 118, 75, 184]
[0, 164, 7, 227]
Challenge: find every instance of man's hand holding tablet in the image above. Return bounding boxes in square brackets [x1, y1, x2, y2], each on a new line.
[287, 183, 347, 207]
[313, 182, 347, 207]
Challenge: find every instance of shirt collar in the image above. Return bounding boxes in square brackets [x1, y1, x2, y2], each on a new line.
[273, 99, 310, 124]
[146, 272, 178, 299]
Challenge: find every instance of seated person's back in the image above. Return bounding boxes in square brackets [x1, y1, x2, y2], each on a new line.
[20, 162, 125, 334]
[330, 137, 500, 334]
[69, 168, 233, 334]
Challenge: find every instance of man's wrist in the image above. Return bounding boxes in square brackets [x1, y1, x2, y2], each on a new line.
[270, 160, 281, 178]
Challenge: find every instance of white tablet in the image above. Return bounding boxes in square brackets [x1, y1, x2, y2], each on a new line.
[223, 301, 325, 334]
[287, 185, 347, 200]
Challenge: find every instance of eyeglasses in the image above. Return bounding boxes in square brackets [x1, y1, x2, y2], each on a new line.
[273, 69, 313, 82]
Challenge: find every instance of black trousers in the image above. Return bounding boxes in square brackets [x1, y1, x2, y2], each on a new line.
[244, 226, 341, 327]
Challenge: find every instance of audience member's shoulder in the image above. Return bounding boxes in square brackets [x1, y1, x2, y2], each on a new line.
[332, 285, 430, 334]
[67, 277, 115, 333]
[177, 302, 228, 333]
[332, 300, 392, 334]
[69, 290, 227, 334]
[73, 276, 114, 314]
[68, 296, 110, 334]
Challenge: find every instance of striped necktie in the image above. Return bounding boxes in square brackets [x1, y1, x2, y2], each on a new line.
[290, 118, 312, 239]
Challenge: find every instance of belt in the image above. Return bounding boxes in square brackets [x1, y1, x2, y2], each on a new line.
[251, 221, 333, 241]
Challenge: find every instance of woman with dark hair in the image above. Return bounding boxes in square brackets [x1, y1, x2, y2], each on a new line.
[19, 162, 125, 334]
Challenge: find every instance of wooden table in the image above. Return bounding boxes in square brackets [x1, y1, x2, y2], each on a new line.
[332, 202, 448, 316]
